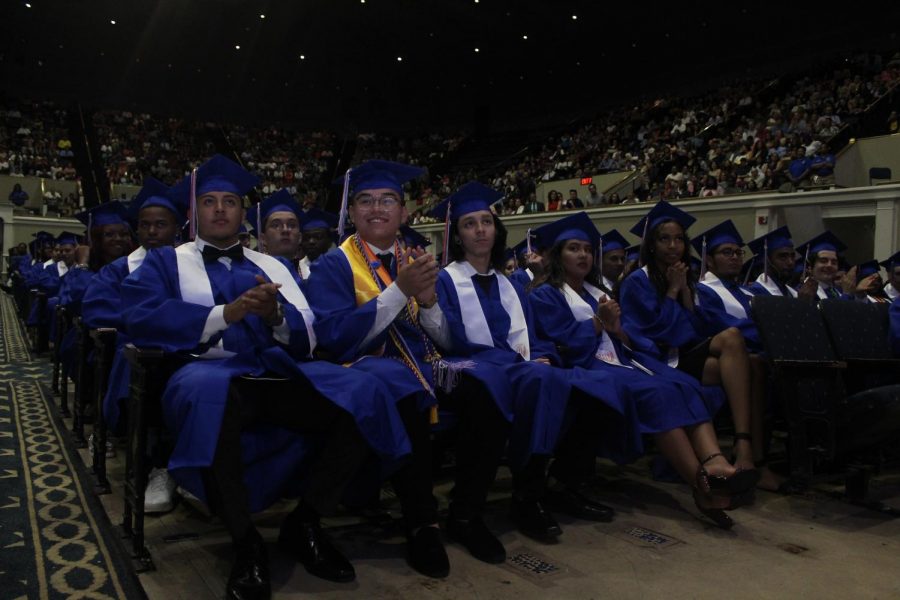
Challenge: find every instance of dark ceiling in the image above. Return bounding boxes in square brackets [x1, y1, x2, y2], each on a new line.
[3, 1, 899, 132]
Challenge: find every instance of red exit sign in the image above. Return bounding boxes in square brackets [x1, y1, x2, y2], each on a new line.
[580, 177, 593, 186]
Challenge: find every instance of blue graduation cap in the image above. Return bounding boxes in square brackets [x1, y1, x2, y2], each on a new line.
[75, 201, 129, 229]
[857, 260, 881, 278]
[400, 224, 431, 248]
[796, 231, 847, 260]
[879, 251, 900, 270]
[629, 201, 696, 238]
[129, 177, 187, 223]
[336, 159, 425, 239]
[625, 243, 641, 264]
[301, 208, 339, 232]
[171, 154, 260, 201]
[747, 226, 793, 257]
[690, 219, 744, 257]
[32, 230, 55, 244]
[56, 231, 82, 246]
[247, 189, 302, 237]
[428, 181, 504, 223]
[600, 229, 629, 252]
[533, 212, 601, 249]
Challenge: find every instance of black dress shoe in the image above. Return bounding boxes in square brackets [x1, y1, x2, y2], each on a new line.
[446, 516, 506, 564]
[510, 498, 562, 541]
[545, 487, 615, 522]
[407, 526, 450, 578]
[278, 517, 355, 583]
[227, 531, 271, 600]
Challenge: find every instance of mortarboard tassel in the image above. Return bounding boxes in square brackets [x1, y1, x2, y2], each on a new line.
[337, 168, 351, 241]
[639, 215, 649, 267]
[441, 200, 452, 267]
[189, 167, 198, 241]
[255, 198, 262, 251]
[700, 236, 708, 280]
[763, 238, 768, 282]
[526, 228, 533, 255]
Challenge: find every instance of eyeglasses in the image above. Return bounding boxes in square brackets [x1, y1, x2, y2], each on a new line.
[714, 248, 745, 258]
[354, 194, 402, 210]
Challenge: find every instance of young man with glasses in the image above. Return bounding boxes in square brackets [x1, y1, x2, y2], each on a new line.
[692, 220, 762, 354]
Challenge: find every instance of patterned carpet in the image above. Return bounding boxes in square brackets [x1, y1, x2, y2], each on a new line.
[0, 293, 143, 599]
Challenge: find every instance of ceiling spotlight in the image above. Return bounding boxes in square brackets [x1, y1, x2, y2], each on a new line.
[299, 54, 306, 60]
[110, 19, 116, 25]
[572, 14, 578, 20]
[234, 44, 241, 50]
[25, 2, 31, 7]
[259, 13, 265, 19]
[396, 56, 403, 62]
[474, 48, 480, 53]
[522, 35, 528, 40]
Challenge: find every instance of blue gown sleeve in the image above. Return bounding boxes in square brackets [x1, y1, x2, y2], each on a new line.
[58, 267, 94, 314]
[37, 264, 62, 296]
[619, 269, 705, 357]
[304, 250, 386, 362]
[514, 280, 559, 363]
[82, 259, 128, 330]
[695, 285, 762, 352]
[528, 284, 597, 368]
[121, 247, 216, 352]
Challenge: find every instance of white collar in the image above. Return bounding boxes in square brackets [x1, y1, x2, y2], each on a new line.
[194, 236, 242, 252]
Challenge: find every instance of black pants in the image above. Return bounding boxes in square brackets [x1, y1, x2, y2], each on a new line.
[512, 390, 606, 500]
[390, 375, 510, 527]
[205, 376, 369, 543]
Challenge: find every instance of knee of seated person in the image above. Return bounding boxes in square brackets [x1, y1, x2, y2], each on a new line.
[717, 327, 745, 349]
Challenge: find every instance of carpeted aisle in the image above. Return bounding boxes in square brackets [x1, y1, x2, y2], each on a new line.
[0, 293, 143, 599]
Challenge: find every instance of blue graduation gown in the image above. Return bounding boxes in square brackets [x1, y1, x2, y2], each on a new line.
[120, 245, 409, 513]
[435, 268, 576, 468]
[508, 268, 534, 290]
[530, 284, 712, 449]
[82, 256, 133, 429]
[304, 248, 438, 412]
[619, 268, 710, 363]
[696, 276, 762, 353]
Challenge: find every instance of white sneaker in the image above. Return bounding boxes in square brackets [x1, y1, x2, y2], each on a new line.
[144, 468, 176, 514]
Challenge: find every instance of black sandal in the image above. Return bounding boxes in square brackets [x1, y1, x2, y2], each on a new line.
[701, 453, 760, 497]
[694, 461, 734, 529]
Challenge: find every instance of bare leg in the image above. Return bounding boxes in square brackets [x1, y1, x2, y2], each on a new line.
[749, 355, 785, 491]
[654, 427, 731, 509]
[702, 327, 755, 470]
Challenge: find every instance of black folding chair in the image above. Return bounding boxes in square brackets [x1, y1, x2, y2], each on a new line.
[90, 328, 118, 495]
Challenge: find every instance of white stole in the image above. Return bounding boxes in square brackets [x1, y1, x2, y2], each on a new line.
[699, 272, 748, 319]
[174, 242, 317, 358]
[884, 283, 898, 301]
[445, 260, 530, 360]
[298, 256, 311, 280]
[525, 268, 534, 281]
[127, 246, 147, 274]
[816, 281, 832, 300]
[561, 282, 625, 367]
[753, 273, 797, 297]
[57, 262, 68, 277]
[601, 275, 615, 291]
[43, 258, 55, 268]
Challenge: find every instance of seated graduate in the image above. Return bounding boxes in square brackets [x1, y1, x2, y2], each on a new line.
[298, 208, 339, 280]
[121, 155, 410, 599]
[502, 247, 517, 277]
[617, 201, 763, 481]
[29, 231, 82, 340]
[882, 251, 900, 301]
[746, 226, 814, 299]
[57, 201, 134, 393]
[692, 220, 763, 354]
[20, 232, 54, 290]
[246, 188, 302, 273]
[795, 231, 863, 301]
[597, 228, 629, 294]
[82, 177, 185, 513]
[430, 184, 628, 547]
[305, 159, 459, 578]
[528, 212, 755, 528]
[851, 259, 891, 304]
